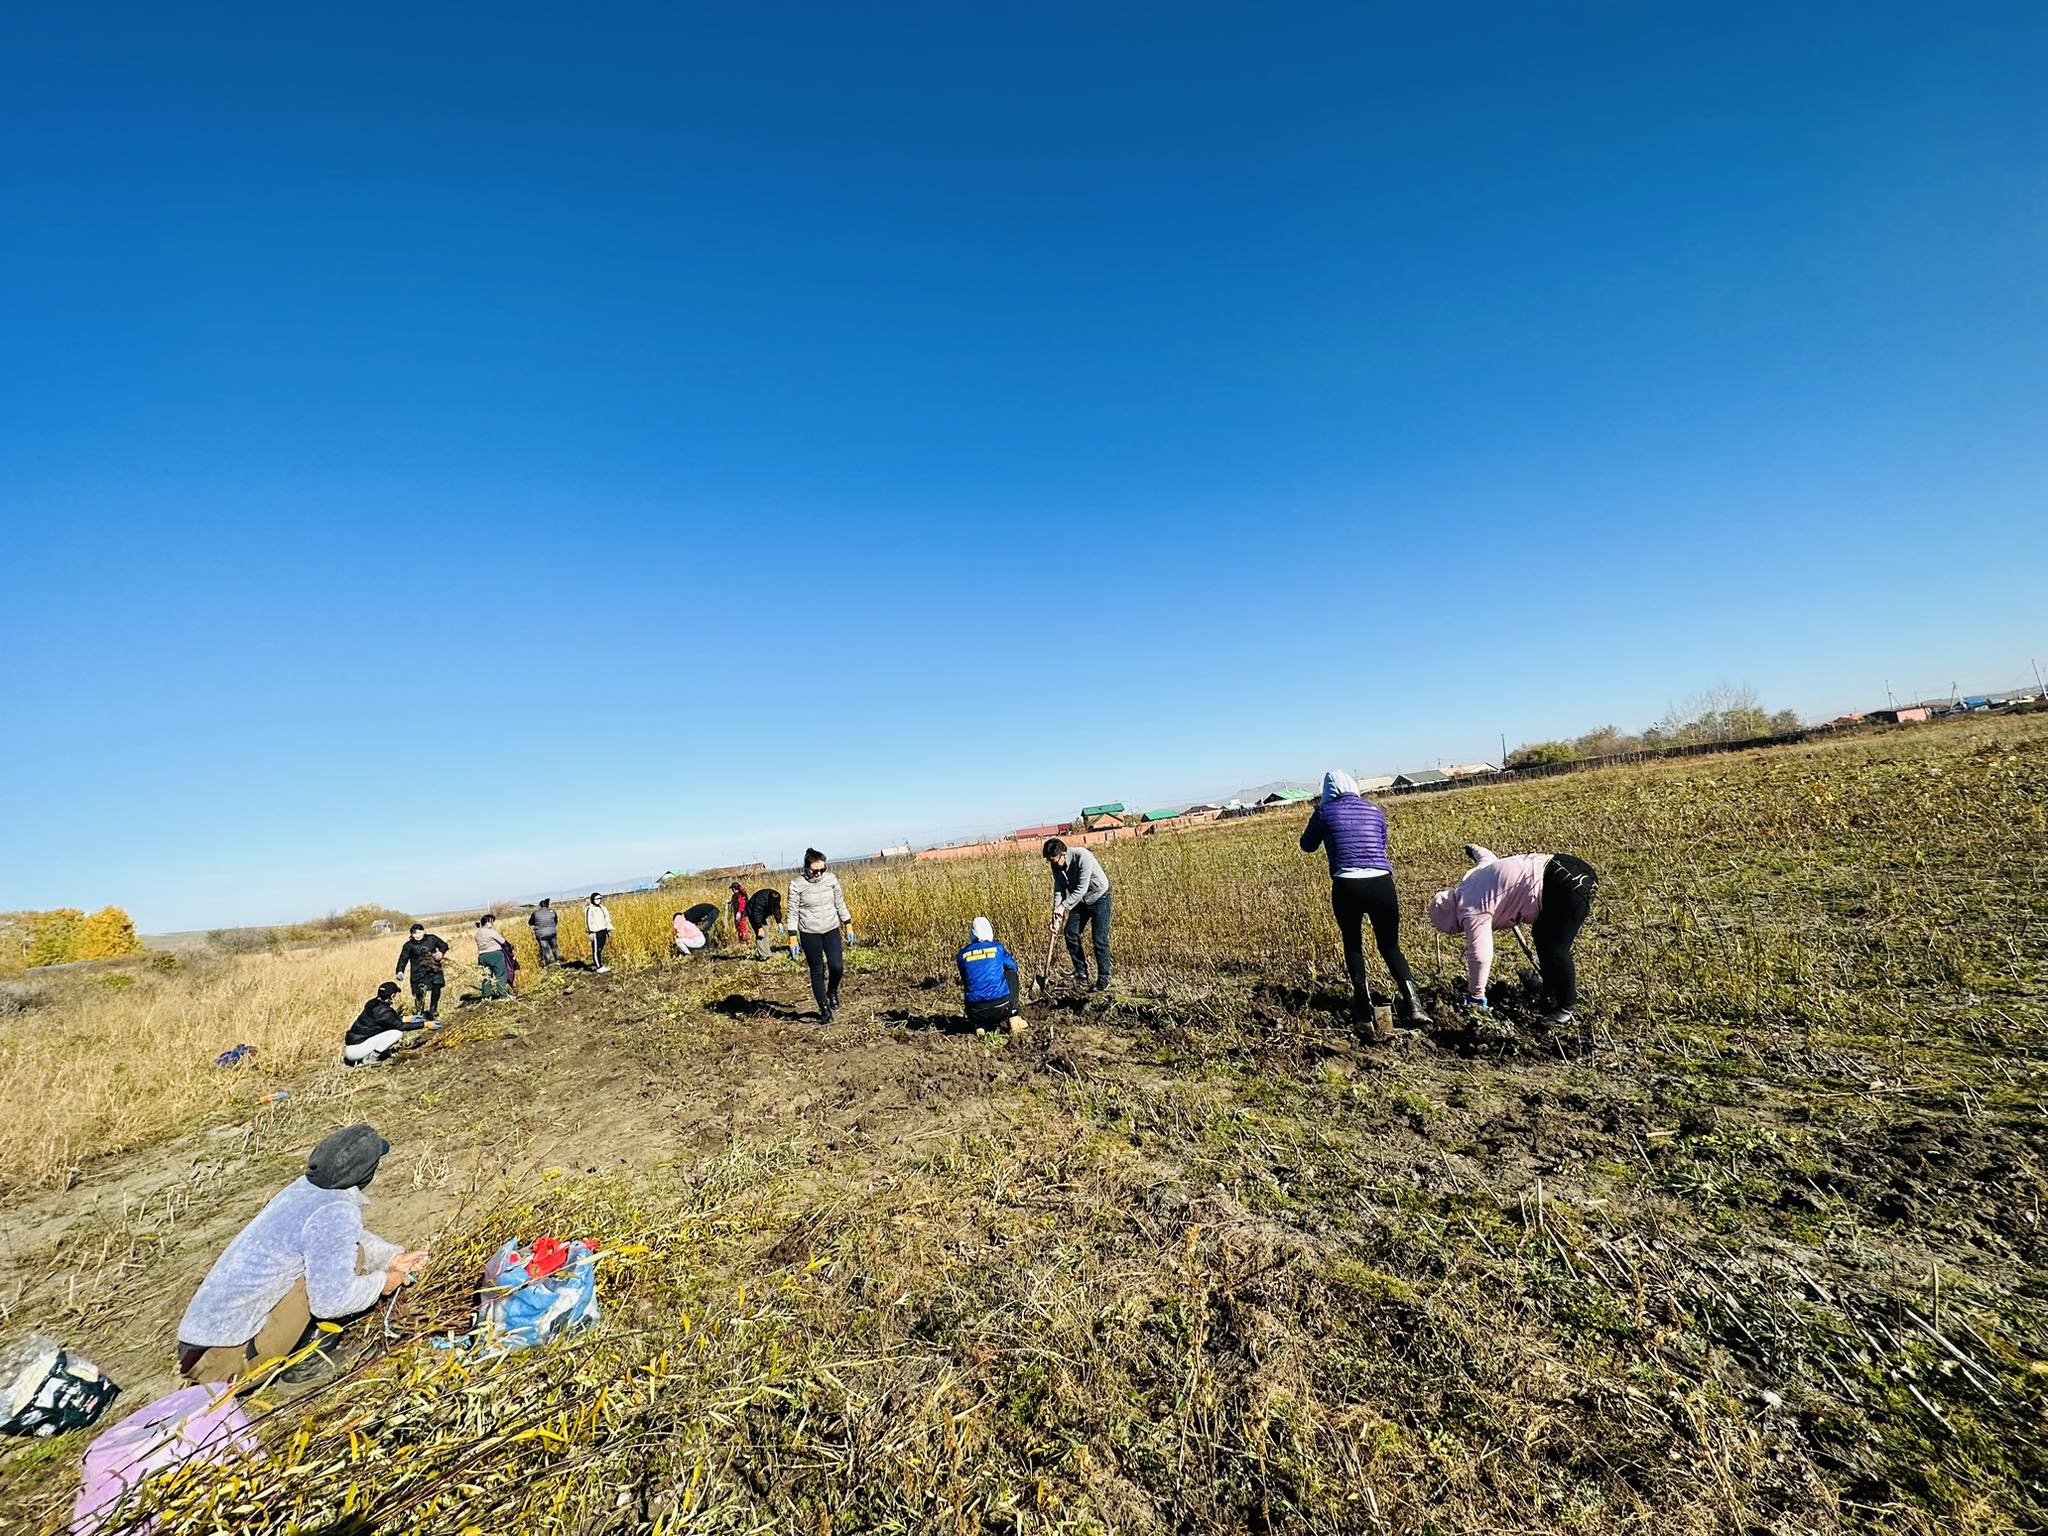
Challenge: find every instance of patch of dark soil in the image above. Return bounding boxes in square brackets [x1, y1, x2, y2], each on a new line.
[878, 1009, 980, 1034]
[706, 993, 810, 1022]
[1839, 1112, 2046, 1259]
[1252, 982, 1364, 1017]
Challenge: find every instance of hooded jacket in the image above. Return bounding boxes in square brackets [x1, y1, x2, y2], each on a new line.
[1429, 849, 1553, 997]
[1298, 771, 1392, 878]
[956, 917, 1019, 1004]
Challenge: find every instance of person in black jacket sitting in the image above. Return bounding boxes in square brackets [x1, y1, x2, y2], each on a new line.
[343, 983, 432, 1067]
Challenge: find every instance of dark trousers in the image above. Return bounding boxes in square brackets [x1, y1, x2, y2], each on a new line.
[799, 928, 845, 1015]
[592, 930, 610, 967]
[409, 976, 443, 1021]
[478, 950, 509, 999]
[1064, 892, 1112, 981]
[1330, 875, 1413, 1000]
[537, 935, 559, 966]
[965, 974, 1020, 1026]
[1532, 854, 1598, 1009]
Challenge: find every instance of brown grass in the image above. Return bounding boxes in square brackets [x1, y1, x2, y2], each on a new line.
[0, 940, 492, 1192]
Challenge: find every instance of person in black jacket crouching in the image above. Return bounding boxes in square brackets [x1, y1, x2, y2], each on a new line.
[343, 982, 433, 1067]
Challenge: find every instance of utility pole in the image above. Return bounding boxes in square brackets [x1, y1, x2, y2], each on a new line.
[1499, 731, 1507, 768]
[2033, 657, 2044, 697]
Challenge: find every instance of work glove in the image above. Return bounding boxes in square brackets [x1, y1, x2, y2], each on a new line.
[844, 926, 854, 943]
[789, 936, 801, 959]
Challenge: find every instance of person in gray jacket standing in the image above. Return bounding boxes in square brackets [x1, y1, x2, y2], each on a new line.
[528, 899, 560, 967]
[1043, 838, 1112, 991]
[786, 848, 852, 1023]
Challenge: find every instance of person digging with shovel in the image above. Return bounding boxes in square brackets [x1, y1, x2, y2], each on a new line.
[1429, 846, 1599, 1032]
[1299, 770, 1427, 1039]
[1043, 838, 1112, 992]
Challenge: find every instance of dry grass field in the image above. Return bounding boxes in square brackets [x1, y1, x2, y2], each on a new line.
[0, 716, 2042, 1534]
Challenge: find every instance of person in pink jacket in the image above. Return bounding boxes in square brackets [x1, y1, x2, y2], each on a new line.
[1428, 846, 1599, 1026]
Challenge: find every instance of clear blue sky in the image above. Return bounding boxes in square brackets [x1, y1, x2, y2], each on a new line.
[3, 3, 2044, 931]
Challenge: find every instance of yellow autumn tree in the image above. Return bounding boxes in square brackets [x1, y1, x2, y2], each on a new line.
[78, 906, 143, 960]
[26, 909, 86, 967]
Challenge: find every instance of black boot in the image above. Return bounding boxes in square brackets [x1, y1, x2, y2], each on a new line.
[1396, 980, 1428, 1028]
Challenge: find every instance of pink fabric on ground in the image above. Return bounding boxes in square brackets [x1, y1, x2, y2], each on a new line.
[72, 1385, 262, 1534]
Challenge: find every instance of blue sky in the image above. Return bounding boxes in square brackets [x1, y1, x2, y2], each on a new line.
[3, 3, 2044, 931]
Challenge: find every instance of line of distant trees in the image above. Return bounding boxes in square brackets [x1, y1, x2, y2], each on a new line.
[0, 907, 143, 972]
[1505, 685, 1802, 770]
[208, 903, 415, 953]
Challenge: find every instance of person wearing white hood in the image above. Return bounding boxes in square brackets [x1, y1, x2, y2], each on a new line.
[955, 916, 1023, 1031]
[1298, 770, 1426, 1032]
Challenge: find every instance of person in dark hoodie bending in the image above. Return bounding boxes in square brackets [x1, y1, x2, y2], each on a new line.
[1299, 770, 1427, 1031]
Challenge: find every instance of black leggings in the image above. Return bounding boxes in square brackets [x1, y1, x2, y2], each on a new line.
[593, 930, 610, 967]
[1330, 876, 1413, 999]
[799, 929, 844, 1014]
[1531, 854, 1598, 1009]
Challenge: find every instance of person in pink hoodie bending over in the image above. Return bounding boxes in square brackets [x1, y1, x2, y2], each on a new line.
[1428, 846, 1599, 1027]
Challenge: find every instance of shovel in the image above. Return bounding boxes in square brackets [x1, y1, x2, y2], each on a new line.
[1032, 912, 1061, 997]
[1510, 924, 1543, 991]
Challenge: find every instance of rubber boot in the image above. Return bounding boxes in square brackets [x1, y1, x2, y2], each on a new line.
[1352, 991, 1394, 1044]
[1396, 979, 1428, 1028]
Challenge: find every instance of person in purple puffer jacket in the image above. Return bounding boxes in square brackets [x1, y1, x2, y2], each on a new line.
[1299, 770, 1427, 1031]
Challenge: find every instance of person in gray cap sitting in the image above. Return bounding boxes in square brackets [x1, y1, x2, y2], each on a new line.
[174, 1124, 428, 1385]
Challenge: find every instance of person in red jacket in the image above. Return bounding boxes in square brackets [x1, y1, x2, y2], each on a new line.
[730, 882, 753, 947]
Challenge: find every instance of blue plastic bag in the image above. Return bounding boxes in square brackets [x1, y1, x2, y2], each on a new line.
[474, 1238, 599, 1352]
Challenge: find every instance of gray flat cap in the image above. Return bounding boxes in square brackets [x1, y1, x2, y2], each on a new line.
[307, 1123, 391, 1190]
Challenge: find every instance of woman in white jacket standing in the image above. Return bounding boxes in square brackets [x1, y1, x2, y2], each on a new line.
[585, 892, 614, 973]
[787, 848, 852, 1024]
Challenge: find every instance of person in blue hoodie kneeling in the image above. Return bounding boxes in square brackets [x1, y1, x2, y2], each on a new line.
[956, 916, 1024, 1032]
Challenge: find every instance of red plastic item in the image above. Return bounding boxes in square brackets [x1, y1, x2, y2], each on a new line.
[527, 1236, 571, 1279]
